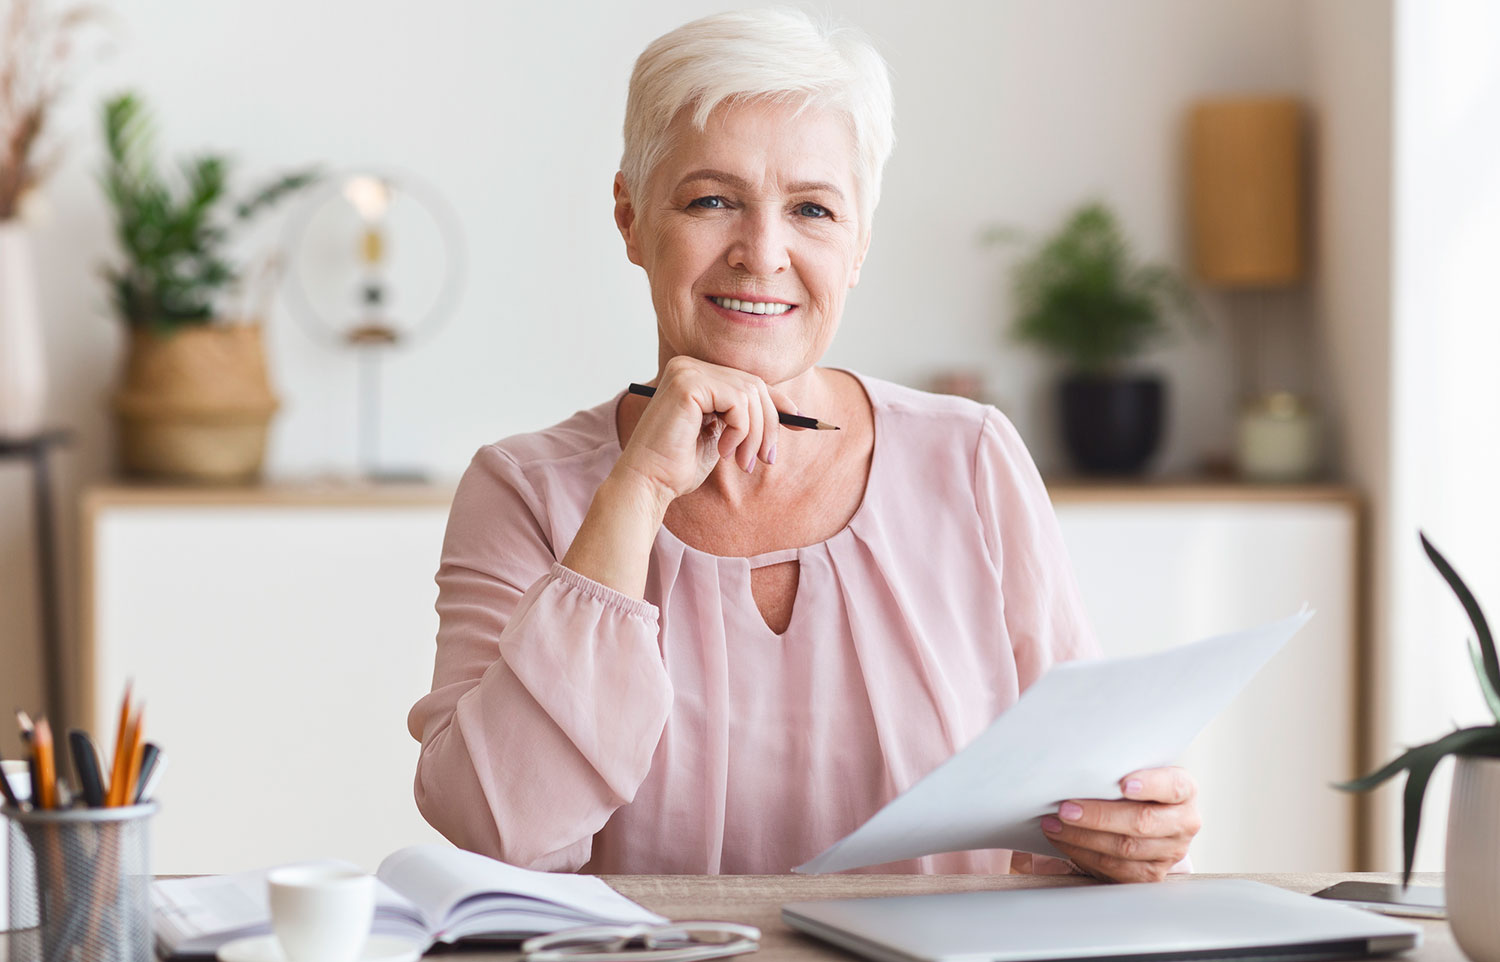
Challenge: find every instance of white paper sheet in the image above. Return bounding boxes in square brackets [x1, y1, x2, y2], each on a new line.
[794, 609, 1314, 874]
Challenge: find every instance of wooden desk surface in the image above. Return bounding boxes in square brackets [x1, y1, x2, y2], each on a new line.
[587, 873, 1451, 962]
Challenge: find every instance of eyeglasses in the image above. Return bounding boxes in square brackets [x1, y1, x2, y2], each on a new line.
[521, 922, 762, 962]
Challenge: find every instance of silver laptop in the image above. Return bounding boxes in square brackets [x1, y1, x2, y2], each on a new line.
[782, 879, 1421, 962]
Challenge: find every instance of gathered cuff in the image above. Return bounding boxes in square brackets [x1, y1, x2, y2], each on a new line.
[550, 562, 660, 624]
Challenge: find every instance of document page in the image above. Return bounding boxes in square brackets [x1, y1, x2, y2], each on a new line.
[795, 609, 1313, 874]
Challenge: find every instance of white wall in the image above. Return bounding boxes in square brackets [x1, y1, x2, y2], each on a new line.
[4, 2, 1316, 739]
[1383, 0, 1500, 874]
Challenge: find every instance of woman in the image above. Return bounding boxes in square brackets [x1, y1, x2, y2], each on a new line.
[408, 9, 1199, 881]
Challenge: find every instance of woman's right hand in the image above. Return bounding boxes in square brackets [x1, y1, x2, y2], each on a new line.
[613, 356, 799, 508]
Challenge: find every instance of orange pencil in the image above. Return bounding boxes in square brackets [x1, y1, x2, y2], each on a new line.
[32, 717, 56, 810]
[120, 706, 146, 808]
[106, 683, 133, 807]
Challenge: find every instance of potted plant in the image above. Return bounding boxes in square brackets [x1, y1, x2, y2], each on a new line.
[0, 0, 106, 437]
[996, 202, 1198, 475]
[1337, 534, 1500, 962]
[101, 92, 317, 482]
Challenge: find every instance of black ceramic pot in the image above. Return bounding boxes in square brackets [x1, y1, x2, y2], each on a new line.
[1058, 373, 1165, 475]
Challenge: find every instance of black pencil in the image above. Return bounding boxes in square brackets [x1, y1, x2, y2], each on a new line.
[627, 383, 840, 431]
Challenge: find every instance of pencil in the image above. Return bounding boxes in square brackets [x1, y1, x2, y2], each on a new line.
[627, 383, 840, 431]
[106, 682, 133, 807]
[32, 717, 56, 810]
[120, 706, 145, 809]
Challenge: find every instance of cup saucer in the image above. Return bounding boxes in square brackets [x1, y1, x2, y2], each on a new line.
[216, 934, 424, 962]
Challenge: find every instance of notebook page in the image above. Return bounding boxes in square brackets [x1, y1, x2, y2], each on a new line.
[377, 844, 665, 938]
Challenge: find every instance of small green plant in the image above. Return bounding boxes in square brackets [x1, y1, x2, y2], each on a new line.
[988, 202, 1199, 372]
[100, 92, 318, 332]
[1336, 533, 1500, 886]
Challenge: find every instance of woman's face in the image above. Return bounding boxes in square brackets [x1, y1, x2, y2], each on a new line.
[614, 98, 870, 387]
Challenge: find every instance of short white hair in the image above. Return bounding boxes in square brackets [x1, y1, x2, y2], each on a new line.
[620, 8, 895, 228]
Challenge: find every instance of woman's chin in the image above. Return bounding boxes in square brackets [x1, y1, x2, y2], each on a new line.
[681, 351, 814, 386]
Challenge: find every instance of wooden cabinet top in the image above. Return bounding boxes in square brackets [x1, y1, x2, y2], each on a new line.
[84, 481, 459, 510]
[1047, 480, 1360, 506]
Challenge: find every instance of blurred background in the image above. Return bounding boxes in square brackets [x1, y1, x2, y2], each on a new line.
[1, 0, 1496, 878]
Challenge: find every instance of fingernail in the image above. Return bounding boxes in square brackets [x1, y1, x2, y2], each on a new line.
[746, 457, 755, 474]
[767, 444, 777, 465]
[1125, 779, 1143, 796]
[1041, 816, 1063, 834]
[1060, 802, 1083, 822]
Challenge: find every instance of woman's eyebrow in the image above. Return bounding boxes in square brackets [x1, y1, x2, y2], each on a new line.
[676, 168, 845, 200]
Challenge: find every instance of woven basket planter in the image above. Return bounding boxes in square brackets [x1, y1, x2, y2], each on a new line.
[113, 323, 279, 483]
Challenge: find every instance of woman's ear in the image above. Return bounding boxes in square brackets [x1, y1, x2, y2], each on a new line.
[614, 172, 644, 267]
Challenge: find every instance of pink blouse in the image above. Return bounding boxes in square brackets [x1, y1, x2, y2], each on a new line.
[408, 373, 1101, 874]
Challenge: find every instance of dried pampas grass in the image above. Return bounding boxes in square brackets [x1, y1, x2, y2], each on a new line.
[0, 0, 110, 221]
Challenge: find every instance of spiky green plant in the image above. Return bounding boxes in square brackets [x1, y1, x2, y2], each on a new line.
[992, 202, 1200, 372]
[99, 92, 318, 333]
[1335, 533, 1500, 886]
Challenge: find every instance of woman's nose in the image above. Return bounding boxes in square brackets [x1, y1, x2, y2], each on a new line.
[726, 207, 790, 276]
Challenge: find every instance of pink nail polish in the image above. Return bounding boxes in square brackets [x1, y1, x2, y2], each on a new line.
[1041, 816, 1063, 833]
[768, 444, 777, 465]
[1060, 802, 1084, 821]
[1125, 779, 1143, 796]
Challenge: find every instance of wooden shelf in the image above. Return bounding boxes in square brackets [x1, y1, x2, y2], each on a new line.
[84, 479, 458, 509]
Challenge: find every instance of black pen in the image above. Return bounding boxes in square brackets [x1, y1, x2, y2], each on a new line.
[133, 743, 162, 804]
[627, 383, 840, 431]
[68, 729, 106, 808]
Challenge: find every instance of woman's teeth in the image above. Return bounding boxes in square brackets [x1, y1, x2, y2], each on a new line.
[711, 296, 792, 316]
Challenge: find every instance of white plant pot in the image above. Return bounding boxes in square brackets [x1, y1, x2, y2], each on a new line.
[0, 222, 48, 438]
[1447, 754, 1500, 962]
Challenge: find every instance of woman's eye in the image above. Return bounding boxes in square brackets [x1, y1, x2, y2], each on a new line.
[689, 196, 727, 209]
[798, 202, 831, 219]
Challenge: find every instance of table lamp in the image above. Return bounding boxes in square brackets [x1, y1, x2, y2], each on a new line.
[282, 169, 465, 482]
[1187, 96, 1304, 287]
[1186, 96, 1317, 480]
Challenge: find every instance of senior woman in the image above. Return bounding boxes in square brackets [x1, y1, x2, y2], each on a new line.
[409, 9, 1199, 881]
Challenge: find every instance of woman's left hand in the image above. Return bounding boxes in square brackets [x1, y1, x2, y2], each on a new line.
[1039, 766, 1200, 883]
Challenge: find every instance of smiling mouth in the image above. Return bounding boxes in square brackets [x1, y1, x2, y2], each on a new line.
[708, 295, 796, 316]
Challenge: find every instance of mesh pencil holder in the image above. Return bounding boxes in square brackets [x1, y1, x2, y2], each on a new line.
[3, 802, 158, 962]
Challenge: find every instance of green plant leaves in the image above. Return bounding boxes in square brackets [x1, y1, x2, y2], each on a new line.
[98, 91, 318, 331]
[236, 169, 321, 221]
[1334, 725, 1500, 887]
[1421, 533, 1500, 723]
[1003, 202, 1201, 371]
[1336, 532, 1500, 887]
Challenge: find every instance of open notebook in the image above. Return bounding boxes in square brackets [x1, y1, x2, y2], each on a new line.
[151, 844, 666, 959]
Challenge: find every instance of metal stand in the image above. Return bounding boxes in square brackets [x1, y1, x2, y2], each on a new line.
[353, 342, 426, 484]
[0, 431, 70, 725]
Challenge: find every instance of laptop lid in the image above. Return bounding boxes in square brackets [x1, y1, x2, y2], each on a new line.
[781, 879, 1421, 962]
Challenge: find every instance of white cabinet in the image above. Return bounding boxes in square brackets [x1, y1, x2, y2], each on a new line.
[1052, 487, 1360, 873]
[83, 485, 453, 874]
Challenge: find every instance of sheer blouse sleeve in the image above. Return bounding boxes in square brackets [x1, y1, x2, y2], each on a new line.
[407, 445, 673, 870]
[972, 408, 1102, 689]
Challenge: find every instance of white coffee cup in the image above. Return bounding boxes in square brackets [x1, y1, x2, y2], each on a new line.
[267, 865, 375, 962]
[1, 759, 35, 931]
